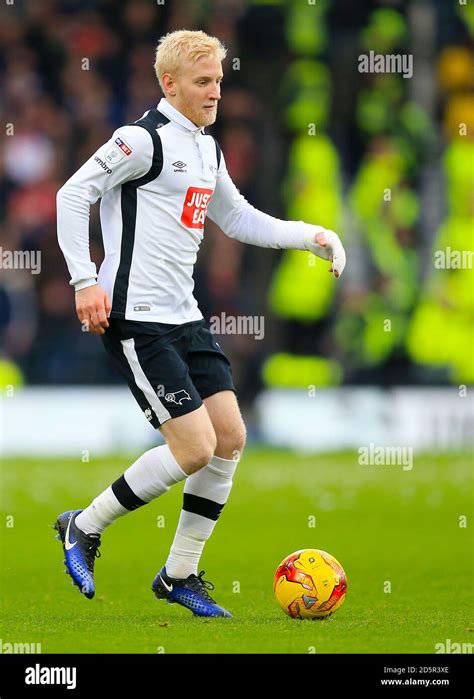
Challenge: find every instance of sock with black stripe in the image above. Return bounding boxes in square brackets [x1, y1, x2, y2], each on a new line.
[75, 444, 187, 535]
[165, 454, 239, 579]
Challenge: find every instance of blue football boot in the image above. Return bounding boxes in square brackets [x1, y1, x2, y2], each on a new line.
[152, 566, 233, 617]
[53, 509, 101, 599]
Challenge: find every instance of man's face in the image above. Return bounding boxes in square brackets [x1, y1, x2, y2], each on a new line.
[165, 54, 223, 128]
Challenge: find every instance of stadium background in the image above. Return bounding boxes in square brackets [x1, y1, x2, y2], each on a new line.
[0, 0, 473, 656]
[1, 0, 472, 399]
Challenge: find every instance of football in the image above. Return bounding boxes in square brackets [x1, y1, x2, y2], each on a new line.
[273, 548, 347, 620]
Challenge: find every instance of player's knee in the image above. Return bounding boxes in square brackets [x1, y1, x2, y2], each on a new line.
[215, 419, 247, 460]
[186, 432, 217, 474]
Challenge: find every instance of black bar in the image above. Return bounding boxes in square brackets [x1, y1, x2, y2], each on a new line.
[0, 654, 471, 696]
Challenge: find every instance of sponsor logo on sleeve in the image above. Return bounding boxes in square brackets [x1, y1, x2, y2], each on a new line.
[115, 136, 133, 156]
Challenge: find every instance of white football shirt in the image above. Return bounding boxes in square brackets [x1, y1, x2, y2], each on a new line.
[57, 98, 311, 324]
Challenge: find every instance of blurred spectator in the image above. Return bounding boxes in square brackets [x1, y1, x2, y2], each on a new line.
[0, 0, 472, 404]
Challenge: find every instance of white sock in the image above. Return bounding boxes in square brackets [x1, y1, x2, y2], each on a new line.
[165, 454, 239, 579]
[75, 444, 188, 535]
[75, 485, 128, 535]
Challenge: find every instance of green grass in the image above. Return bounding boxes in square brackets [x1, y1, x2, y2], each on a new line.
[1, 449, 473, 654]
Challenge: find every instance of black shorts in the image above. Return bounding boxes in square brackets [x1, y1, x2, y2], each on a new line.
[101, 318, 236, 428]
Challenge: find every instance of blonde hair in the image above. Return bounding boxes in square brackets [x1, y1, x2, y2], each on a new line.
[154, 30, 227, 91]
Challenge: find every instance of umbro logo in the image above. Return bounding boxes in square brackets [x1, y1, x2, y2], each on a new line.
[94, 155, 112, 175]
[172, 160, 187, 172]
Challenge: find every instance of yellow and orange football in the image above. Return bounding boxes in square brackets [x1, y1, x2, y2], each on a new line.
[274, 548, 347, 620]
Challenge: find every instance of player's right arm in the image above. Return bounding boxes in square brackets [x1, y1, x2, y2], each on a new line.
[56, 125, 153, 334]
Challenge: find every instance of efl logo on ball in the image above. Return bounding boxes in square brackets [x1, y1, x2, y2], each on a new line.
[181, 187, 214, 230]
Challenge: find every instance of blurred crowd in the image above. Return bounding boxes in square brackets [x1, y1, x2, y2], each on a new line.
[0, 0, 473, 404]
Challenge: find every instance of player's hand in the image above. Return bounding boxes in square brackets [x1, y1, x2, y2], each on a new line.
[75, 284, 111, 335]
[304, 226, 346, 278]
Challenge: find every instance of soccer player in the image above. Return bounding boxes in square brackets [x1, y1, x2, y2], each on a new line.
[55, 30, 346, 617]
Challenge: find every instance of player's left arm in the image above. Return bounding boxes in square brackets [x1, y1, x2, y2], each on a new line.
[206, 152, 346, 278]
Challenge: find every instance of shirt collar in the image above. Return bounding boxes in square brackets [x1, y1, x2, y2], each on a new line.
[157, 98, 205, 134]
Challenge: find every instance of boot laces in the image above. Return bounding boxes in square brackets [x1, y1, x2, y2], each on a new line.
[187, 570, 215, 601]
[84, 533, 101, 571]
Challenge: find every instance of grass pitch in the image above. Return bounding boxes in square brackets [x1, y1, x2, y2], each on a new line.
[1, 449, 472, 654]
